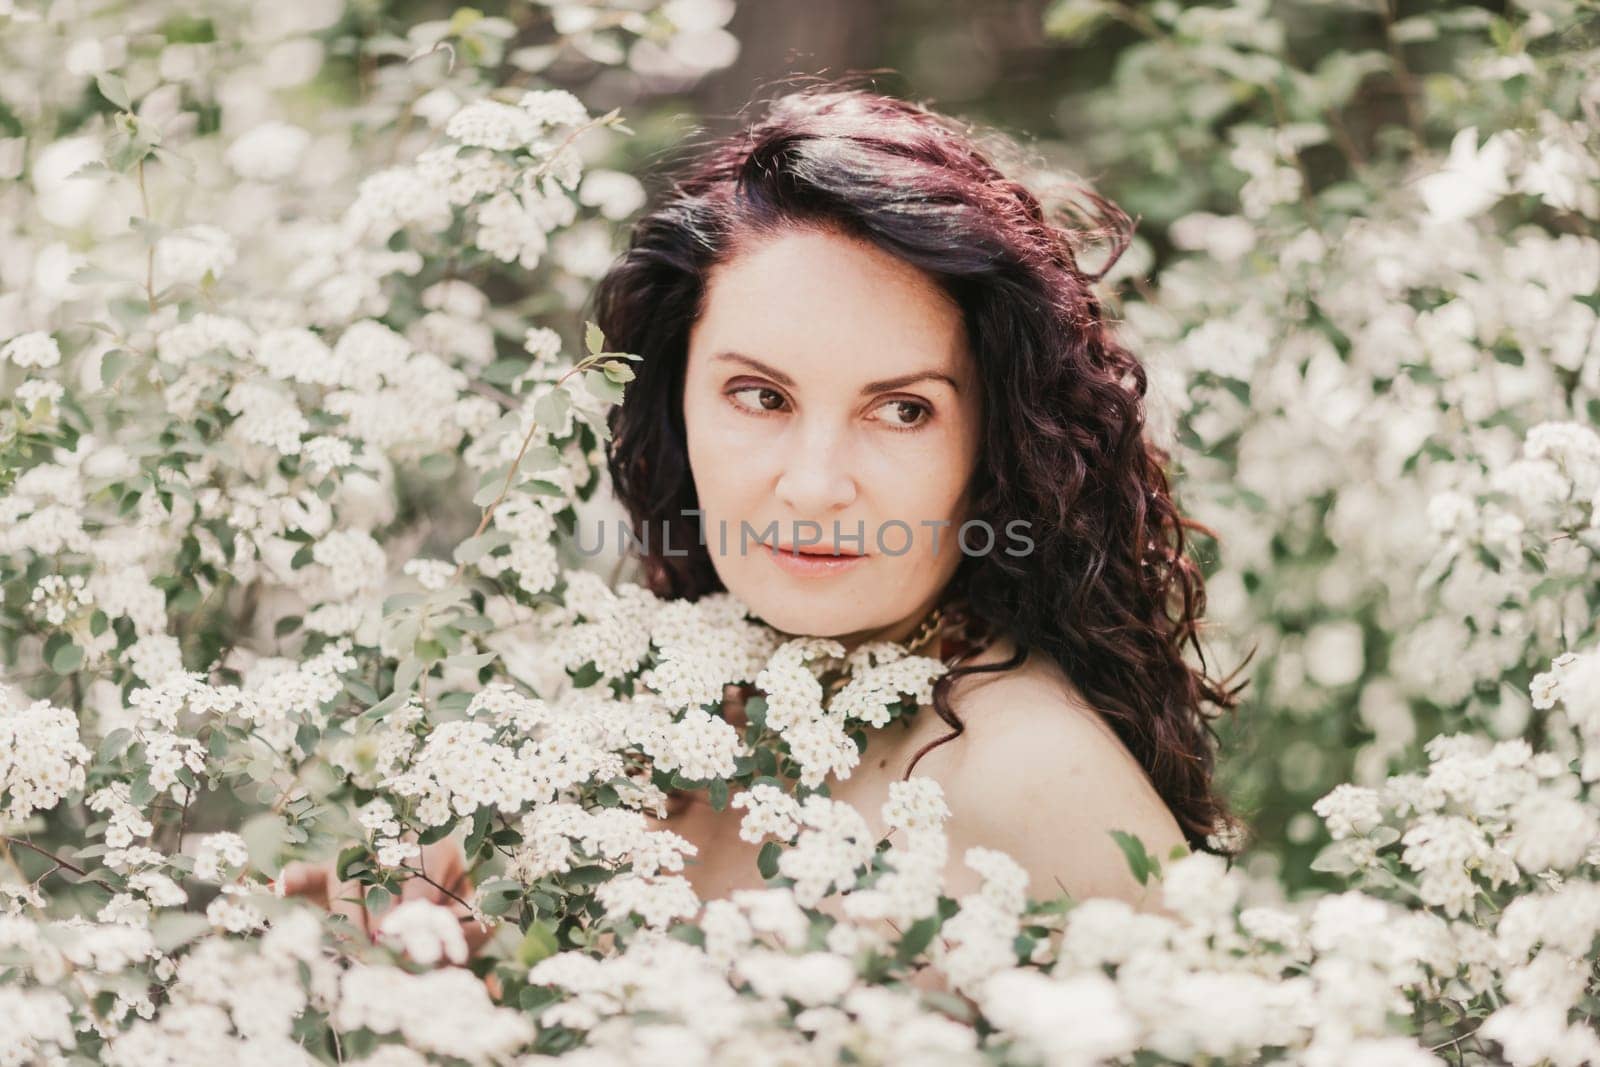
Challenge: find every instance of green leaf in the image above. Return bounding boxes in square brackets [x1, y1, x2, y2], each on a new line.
[533, 387, 571, 433]
[708, 778, 729, 812]
[517, 920, 561, 967]
[582, 369, 624, 405]
[442, 650, 498, 673]
[464, 808, 493, 857]
[96, 72, 132, 110]
[240, 812, 288, 871]
[362, 689, 410, 722]
[151, 912, 212, 951]
[472, 479, 506, 508]
[393, 656, 423, 694]
[584, 321, 604, 356]
[563, 865, 611, 887]
[337, 845, 372, 882]
[1109, 829, 1154, 886]
[896, 915, 940, 961]
[757, 841, 781, 880]
[48, 638, 84, 675]
[383, 593, 428, 614]
[519, 984, 562, 1013]
[480, 358, 528, 386]
[365, 884, 392, 915]
[99, 348, 131, 388]
[453, 531, 507, 565]
[97, 728, 134, 763]
[478, 881, 523, 917]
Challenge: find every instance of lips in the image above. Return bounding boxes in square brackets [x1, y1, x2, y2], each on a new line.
[771, 542, 864, 558]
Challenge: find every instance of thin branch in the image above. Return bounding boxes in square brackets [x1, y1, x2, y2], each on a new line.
[137, 156, 157, 313]
[402, 863, 476, 914]
[2, 836, 89, 877]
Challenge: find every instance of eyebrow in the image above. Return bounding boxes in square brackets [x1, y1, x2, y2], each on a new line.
[712, 351, 960, 395]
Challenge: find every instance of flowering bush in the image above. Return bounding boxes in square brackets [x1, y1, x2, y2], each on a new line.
[2, 1, 1598, 1065]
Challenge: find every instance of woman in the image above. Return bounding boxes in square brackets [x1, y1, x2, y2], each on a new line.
[281, 85, 1248, 953]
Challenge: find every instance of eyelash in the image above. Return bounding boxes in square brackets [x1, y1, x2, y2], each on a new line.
[726, 385, 932, 433]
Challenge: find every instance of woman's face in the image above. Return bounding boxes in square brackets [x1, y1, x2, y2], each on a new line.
[681, 226, 984, 648]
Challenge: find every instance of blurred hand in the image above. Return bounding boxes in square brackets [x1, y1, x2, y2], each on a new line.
[274, 835, 495, 959]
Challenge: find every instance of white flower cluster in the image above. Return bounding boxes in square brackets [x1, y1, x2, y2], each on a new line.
[192, 833, 248, 883]
[839, 778, 952, 926]
[0, 330, 62, 369]
[774, 794, 877, 907]
[376, 898, 469, 966]
[506, 799, 696, 883]
[27, 573, 92, 626]
[0, 686, 92, 825]
[357, 798, 419, 868]
[754, 638, 865, 787]
[333, 963, 534, 1060]
[830, 640, 950, 727]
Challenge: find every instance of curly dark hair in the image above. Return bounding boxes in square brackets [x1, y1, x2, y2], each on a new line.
[590, 83, 1252, 855]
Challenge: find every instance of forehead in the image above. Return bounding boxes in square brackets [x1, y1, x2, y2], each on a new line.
[687, 227, 971, 384]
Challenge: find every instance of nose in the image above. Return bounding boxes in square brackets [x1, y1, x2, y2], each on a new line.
[774, 417, 857, 516]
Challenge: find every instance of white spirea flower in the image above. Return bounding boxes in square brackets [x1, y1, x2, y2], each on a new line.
[730, 783, 802, 844]
[0, 687, 92, 824]
[517, 89, 588, 128]
[446, 99, 540, 150]
[1417, 126, 1513, 222]
[776, 794, 876, 907]
[333, 964, 535, 1059]
[1, 331, 62, 369]
[28, 573, 92, 626]
[377, 899, 469, 966]
[734, 948, 856, 1007]
[593, 872, 701, 929]
[1313, 783, 1385, 840]
[828, 643, 947, 728]
[345, 166, 453, 241]
[882, 777, 950, 832]
[154, 224, 237, 287]
[224, 120, 312, 181]
[193, 833, 248, 882]
[402, 558, 455, 591]
[979, 968, 1139, 1065]
[15, 379, 63, 415]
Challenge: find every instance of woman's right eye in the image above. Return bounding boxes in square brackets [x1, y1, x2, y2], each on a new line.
[728, 385, 787, 414]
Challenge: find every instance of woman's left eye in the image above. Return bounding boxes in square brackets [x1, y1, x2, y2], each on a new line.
[875, 398, 931, 431]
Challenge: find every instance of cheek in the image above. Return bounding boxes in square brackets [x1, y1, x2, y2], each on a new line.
[684, 396, 766, 514]
[862, 432, 976, 520]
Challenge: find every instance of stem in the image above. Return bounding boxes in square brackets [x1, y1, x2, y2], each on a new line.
[177, 786, 191, 853]
[448, 350, 608, 585]
[2, 835, 90, 876]
[137, 156, 156, 313]
[403, 863, 475, 914]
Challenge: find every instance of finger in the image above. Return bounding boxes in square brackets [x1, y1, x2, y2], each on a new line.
[278, 860, 331, 909]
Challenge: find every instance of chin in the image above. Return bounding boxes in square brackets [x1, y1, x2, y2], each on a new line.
[725, 583, 874, 640]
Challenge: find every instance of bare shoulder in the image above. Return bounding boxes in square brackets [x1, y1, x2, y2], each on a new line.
[917, 635, 1190, 909]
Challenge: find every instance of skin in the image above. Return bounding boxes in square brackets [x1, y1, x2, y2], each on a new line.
[680, 224, 985, 652]
[281, 226, 1189, 987]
